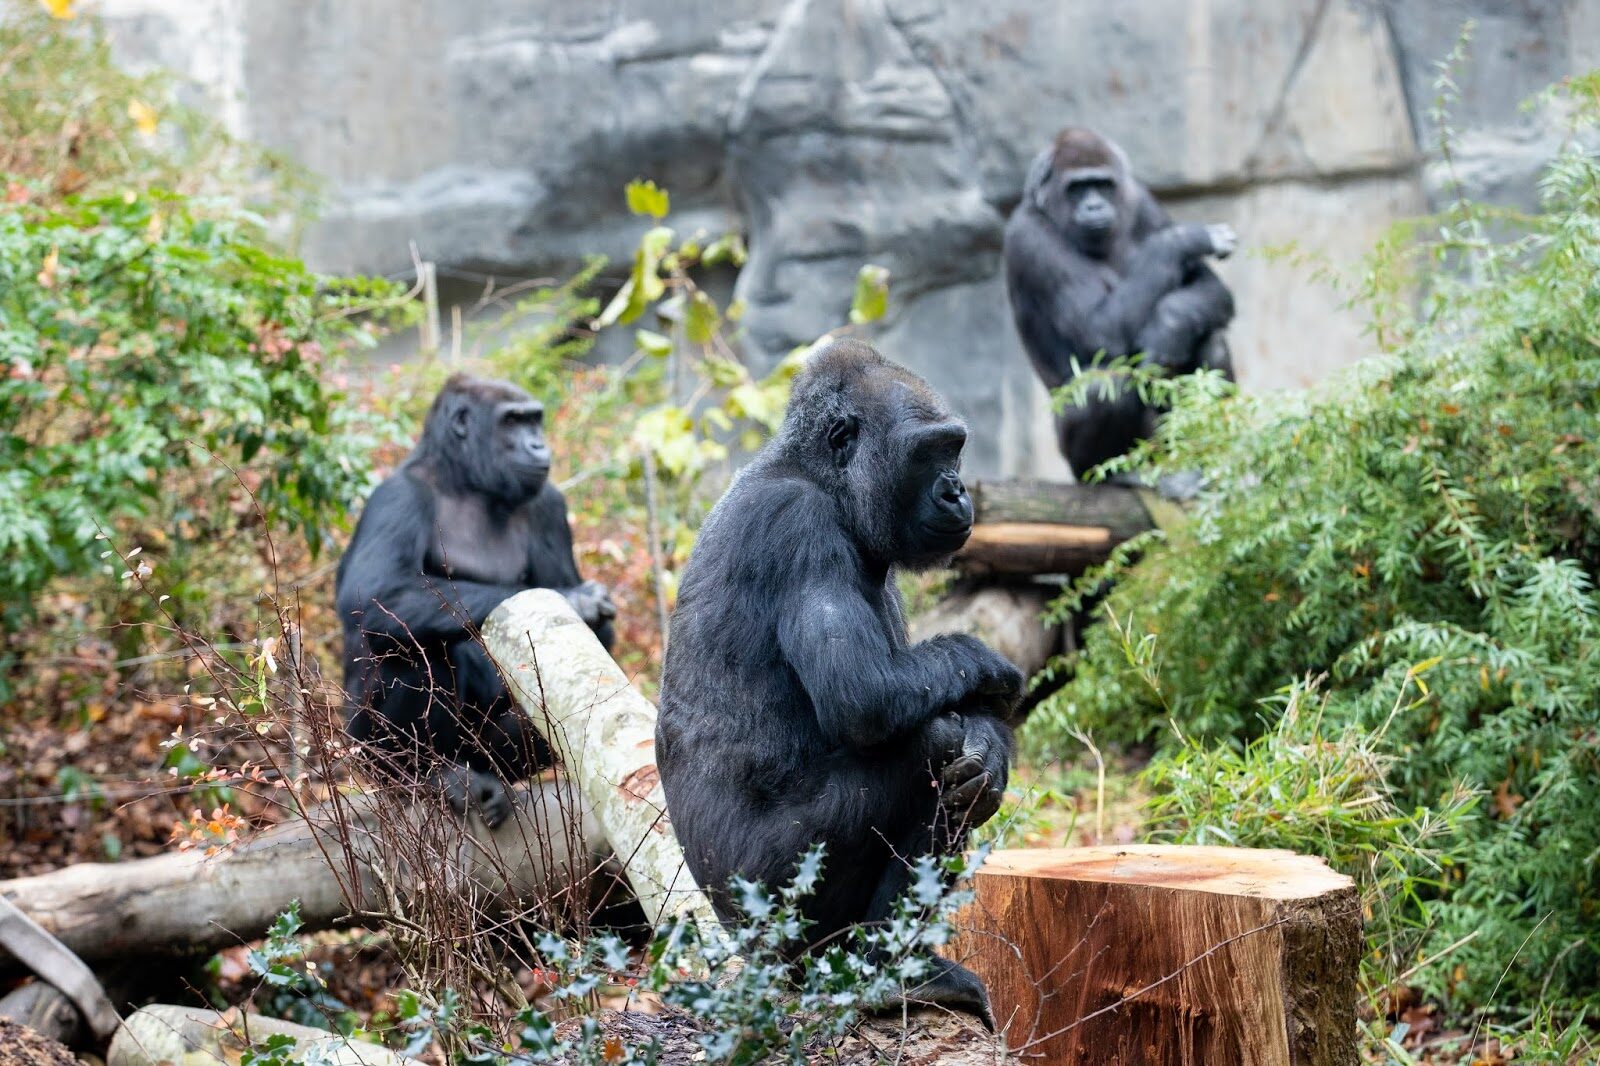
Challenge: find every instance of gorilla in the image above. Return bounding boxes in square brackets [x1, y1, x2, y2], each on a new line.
[336, 374, 616, 828]
[1003, 127, 1238, 479]
[657, 339, 1023, 1024]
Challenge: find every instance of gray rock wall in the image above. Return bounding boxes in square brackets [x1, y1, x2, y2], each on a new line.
[100, 0, 1599, 478]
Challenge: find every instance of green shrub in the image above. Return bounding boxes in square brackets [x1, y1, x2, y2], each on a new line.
[1026, 75, 1600, 1014]
[0, 0, 302, 210]
[0, 185, 405, 618]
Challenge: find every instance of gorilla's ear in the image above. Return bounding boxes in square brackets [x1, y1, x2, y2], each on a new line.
[1024, 148, 1054, 211]
[450, 400, 472, 441]
[827, 415, 859, 467]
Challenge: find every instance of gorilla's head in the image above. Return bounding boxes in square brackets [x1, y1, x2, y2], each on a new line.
[780, 340, 973, 570]
[1025, 126, 1136, 259]
[419, 374, 553, 505]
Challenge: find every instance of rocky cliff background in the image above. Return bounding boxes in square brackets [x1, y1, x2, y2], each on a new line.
[99, 0, 1600, 477]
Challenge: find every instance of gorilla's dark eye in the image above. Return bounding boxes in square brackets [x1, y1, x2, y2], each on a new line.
[827, 416, 858, 464]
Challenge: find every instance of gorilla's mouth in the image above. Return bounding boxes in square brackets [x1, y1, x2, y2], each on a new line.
[922, 516, 973, 548]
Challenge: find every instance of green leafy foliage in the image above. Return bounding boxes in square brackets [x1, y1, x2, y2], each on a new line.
[398, 846, 983, 1065]
[1027, 75, 1600, 1014]
[227, 902, 358, 1034]
[0, 0, 305, 212]
[587, 183, 889, 617]
[0, 186, 406, 618]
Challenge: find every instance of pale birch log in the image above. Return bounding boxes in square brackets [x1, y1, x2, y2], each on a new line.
[0, 783, 600, 978]
[483, 590, 715, 930]
[107, 1005, 421, 1066]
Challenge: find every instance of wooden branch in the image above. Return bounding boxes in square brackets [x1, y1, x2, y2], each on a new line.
[955, 480, 1156, 577]
[0, 783, 599, 979]
[483, 589, 716, 930]
[947, 846, 1361, 1066]
[0, 899, 117, 1039]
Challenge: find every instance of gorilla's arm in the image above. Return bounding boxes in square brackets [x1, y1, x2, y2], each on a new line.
[775, 519, 1020, 750]
[336, 476, 522, 650]
[525, 486, 616, 649]
[1133, 271, 1235, 372]
[1005, 207, 1217, 375]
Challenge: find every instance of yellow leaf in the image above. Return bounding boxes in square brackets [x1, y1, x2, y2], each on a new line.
[127, 99, 160, 136]
[39, 0, 75, 19]
[36, 246, 58, 289]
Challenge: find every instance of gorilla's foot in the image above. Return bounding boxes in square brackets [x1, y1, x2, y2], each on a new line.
[886, 955, 996, 1032]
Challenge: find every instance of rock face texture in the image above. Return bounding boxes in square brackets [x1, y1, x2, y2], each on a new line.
[101, 0, 1599, 477]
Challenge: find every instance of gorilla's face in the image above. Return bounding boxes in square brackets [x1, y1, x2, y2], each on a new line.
[490, 399, 552, 501]
[443, 390, 551, 504]
[895, 419, 974, 566]
[1062, 172, 1119, 258]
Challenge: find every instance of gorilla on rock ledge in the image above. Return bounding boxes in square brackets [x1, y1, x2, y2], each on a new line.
[336, 374, 616, 829]
[1004, 126, 1238, 480]
[657, 339, 1023, 1026]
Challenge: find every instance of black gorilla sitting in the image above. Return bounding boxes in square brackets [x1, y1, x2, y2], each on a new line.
[1004, 126, 1238, 479]
[657, 340, 1023, 1023]
[336, 374, 616, 828]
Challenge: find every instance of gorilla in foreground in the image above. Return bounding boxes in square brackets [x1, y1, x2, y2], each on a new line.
[657, 340, 1023, 1024]
[1004, 126, 1238, 479]
[336, 374, 615, 828]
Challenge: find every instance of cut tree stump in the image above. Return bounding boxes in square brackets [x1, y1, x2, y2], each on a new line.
[955, 480, 1155, 577]
[946, 846, 1360, 1066]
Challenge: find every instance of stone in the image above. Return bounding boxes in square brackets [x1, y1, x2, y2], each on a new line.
[96, 0, 1600, 477]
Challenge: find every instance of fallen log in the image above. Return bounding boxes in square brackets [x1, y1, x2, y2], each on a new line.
[0, 782, 601, 979]
[107, 1004, 417, 1066]
[947, 845, 1361, 1066]
[955, 479, 1156, 577]
[484, 589, 716, 931]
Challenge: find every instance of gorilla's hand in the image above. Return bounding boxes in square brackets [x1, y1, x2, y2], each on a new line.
[436, 764, 513, 829]
[944, 634, 1026, 716]
[1205, 223, 1238, 259]
[565, 581, 617, 628]
[939, 715, 1011, 829]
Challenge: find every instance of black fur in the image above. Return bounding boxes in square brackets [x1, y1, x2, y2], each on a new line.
[336, 374, 616, 828]
[1004, 126, 1236, 478]
[656, 340, 1022, 1025]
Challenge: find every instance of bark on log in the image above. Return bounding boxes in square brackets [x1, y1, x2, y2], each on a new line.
[955, 480, 1156, 577]
[483, 589, 716, 931]
[107, 1005, 419, 1066]
[946, 846, 1361, 1066]
[968, 480, 1154, 538]
[0, 783, 599, 979]
[907, 583, 1059, 679]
